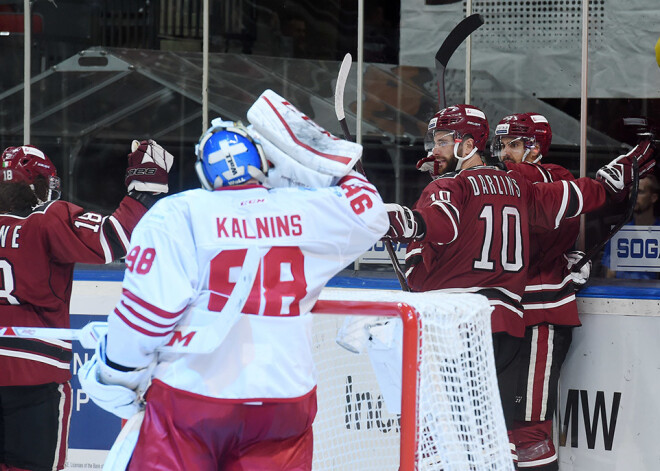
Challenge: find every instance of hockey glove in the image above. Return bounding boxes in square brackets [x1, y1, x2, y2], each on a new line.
[336, 316, 372, 354]
[596, 139, 656, 201]
[78, 334, 151, 419]
[565, 250, 591, 287]
[382, 203, 425, 242]
[126, 139, 174, 194]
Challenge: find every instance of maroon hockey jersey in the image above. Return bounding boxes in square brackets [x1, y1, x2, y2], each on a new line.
[0, 196, 147, 385]
[507, 162, 582, 327]
[405, 165, 606, 338]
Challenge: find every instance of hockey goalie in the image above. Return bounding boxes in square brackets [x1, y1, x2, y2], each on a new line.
[78, 90, 389, 471]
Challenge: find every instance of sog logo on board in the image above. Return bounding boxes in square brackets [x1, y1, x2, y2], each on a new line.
[561, 389, 621, 451]
[617, 238, 660, 258]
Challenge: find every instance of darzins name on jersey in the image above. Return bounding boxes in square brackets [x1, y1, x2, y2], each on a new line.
[466, 169, 521, 197]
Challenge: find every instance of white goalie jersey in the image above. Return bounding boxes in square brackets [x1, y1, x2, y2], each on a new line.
[104, 172, 387, 401]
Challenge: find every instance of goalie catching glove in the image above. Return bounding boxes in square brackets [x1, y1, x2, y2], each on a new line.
[126, 139, 174, 194]
[596, 139, 656, 202]
[247, 89, 362, 179]
[382, 203, 426, 242]
[246, 127, 337, 188]
[78, 334, 153, 419]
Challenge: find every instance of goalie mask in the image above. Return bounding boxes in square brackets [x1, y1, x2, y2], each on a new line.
[195, 119, 268, 189]
[1, 145, 61, 202]
[491, 113, 552, 164]
[420, 104, 489, 176]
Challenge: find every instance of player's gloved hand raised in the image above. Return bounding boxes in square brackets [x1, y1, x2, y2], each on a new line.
[126, 139, 174, 194]
[565, 250, 591, 287]
[596, 139, 656, 202]
[382, 203, 425, 242]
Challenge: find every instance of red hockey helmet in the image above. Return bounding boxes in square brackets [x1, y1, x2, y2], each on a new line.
[425, 104, 490, 153]
[494, 113, 552, 159]
[1, 145, 61, 200]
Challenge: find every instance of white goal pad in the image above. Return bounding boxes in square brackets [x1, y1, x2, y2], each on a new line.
[311, 288, 513, 471]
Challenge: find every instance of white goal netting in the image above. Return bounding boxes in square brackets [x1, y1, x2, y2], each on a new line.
[311, 288, 513, 471]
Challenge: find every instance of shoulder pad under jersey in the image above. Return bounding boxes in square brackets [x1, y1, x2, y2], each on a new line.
[434, 170, 460, 180]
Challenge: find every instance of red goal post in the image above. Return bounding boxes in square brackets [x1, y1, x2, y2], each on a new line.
[310, 288, 512, 471]
[311, 298, 419, 470]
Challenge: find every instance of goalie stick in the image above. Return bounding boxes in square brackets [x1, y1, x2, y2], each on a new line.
[334, 53, 411, 292]
[334, 53, 366, 176]
[435, 13, 485, 110]
[1, 248, 262, 353]
[571, 151, 640, 273]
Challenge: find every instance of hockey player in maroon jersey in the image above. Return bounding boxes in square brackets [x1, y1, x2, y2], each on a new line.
[383, 104, 656, 466]
[492, 112, 587, 470]
[0, 142, 173, 471]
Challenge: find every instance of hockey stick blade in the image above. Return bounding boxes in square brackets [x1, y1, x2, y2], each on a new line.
[334, 53, 365, 175]
[335, 53, 351, 125]
[334, 53, 410, 291]
[572, 155, 640, 272]
[435, 13, 484, 109]
[0, 321, 108, 350]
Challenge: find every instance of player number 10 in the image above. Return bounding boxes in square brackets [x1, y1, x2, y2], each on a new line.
[474, 205, 523, 272]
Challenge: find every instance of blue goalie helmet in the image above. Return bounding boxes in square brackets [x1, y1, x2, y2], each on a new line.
[195, 119, 268, 189]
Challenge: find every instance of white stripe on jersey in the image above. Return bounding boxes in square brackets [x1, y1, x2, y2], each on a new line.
[100, 216, 113, 263]
[533, 164, 552, 183]
[34, 338, 72, 350]
[554, 181, 569, 229]
[52, 383, 70, 471]
[522, 294, 576, 311]
[430, 201, 459, 244]
[524, 274, 573, 292]
[525, 325, 555, 421]
[428, 285, 522, 302]
[109, 215, 131, 251]
[405, 247, 422, 260]
[568, 180, 583, 217]
[489, 299, 524, 318]
[0, 349, 70, 369]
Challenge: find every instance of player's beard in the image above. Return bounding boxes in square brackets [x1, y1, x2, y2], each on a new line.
[436, 154, 459, 175]
[501, 153, 520, 164]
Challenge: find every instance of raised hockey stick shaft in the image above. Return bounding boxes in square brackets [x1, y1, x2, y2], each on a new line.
[435, 13, 484, 109]
[334, 53, 410, 291]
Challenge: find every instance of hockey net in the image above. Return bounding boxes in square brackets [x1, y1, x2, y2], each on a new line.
[310, 288, 512, 471]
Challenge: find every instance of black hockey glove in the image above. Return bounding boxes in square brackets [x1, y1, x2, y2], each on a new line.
[382, 204, 426, 242]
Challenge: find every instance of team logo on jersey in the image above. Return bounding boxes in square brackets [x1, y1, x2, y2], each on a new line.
[165, 330, 197, 347]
